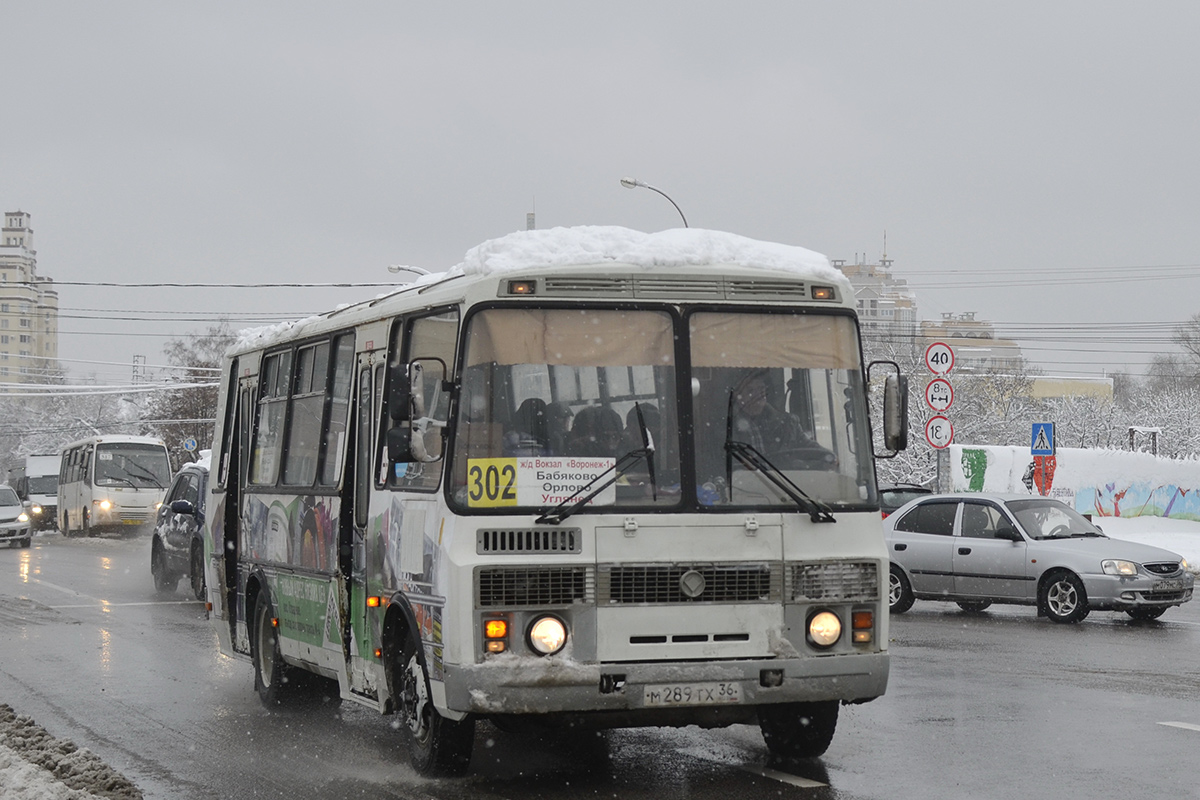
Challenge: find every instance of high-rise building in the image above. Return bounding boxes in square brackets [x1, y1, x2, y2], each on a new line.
[833, 253, 920, 360]
[0, 211, 59, 384]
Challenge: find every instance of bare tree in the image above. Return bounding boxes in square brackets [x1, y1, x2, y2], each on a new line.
[142, 322, 235, 467]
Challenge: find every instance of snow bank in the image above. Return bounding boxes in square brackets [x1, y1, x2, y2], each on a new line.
[0, 705, 141, 799]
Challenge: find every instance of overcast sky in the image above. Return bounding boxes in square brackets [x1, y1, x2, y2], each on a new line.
[4, 2, 1198, 385]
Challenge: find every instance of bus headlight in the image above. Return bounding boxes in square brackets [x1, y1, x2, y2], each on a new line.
[17, 513, 29, 523]
[97, 499, 112, 511]
[527, 616, 567, 656]
[807, 610, 842, 648]
[30, 505, 42, 515]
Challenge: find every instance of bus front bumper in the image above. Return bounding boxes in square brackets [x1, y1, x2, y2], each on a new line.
[444, 652, 888, 717]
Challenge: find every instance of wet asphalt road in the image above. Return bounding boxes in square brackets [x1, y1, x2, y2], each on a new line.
[1, 531, 1198, 800]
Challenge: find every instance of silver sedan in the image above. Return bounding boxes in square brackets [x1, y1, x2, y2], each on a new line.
[885, 493, 1194, 623]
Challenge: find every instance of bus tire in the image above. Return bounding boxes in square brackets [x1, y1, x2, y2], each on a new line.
[61, 514, 71, 538]
[758, 700, 839, 761]
[82, 510, 94, 537]
[252, 592, 297, 706]
[396, 630, 474, 775]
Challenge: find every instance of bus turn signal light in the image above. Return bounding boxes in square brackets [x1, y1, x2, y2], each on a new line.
[485, 619, 508, 639]
[366, 596, 381, 608]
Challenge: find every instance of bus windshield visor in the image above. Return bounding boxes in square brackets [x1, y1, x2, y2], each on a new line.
[94, 444, 172, 489]
[689, 311, 874, 509]
[451, 308, 680, 511]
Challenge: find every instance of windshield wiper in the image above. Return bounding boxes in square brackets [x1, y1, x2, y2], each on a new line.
[535, 441, 655, 526]
[724, 391, 835, 523]
[119, 462, 164, 488]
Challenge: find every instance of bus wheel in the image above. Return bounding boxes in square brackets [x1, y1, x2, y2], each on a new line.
[152, 543, 178, 594]
[189, 544, 206, 601]
[396, 632, 474, 775]
[82, 510, 94, 537]
[758, 700, 839, 761]
[253, 592, 297, 706]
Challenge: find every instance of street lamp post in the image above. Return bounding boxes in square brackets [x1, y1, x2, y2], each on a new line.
[620, 177, 688, 228]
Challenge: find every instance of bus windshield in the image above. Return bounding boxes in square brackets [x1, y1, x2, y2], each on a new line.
[94, 443, 171, 489]
[689, 310, 873, 509]
[449, 306, 874, 513]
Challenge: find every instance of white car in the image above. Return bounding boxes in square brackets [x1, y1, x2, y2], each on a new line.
[886, 493, 1194, 623]
[0, 485, 32, 549]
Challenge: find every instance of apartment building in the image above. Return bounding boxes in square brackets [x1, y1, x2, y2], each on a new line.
[0, 211, 59, 384]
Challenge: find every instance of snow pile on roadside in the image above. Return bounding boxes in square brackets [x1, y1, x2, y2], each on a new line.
[0, 705, 141, 799]
[1094, 516, 1200, 574]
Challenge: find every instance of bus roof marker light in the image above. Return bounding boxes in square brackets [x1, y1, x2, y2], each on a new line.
[507, 280, 537, 295]
[811, 286, 835, 300]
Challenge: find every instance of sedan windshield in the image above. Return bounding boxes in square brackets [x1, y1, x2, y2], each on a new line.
[1007, 499, 1105, 540]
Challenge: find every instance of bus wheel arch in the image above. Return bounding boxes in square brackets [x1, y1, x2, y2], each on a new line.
[381, 595, 474, 776]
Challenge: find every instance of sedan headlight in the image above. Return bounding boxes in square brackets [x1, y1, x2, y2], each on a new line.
[1102, 559, 1138, 576]
[527, 616, 567, 656]
[1181, 558, 1190, 572]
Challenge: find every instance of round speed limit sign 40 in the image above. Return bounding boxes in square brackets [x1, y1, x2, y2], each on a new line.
[924, 415, 954, 449]
[925, 342, 954, 375]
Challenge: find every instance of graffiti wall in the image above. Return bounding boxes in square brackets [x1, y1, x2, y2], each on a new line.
[940, 445, 1200, 521]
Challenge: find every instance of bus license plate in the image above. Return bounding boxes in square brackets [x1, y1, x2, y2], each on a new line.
[643, 682, 742, 707]
[122, 519, 144, 525]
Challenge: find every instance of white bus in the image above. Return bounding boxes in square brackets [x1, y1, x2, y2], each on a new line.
[58, 435, 173, 536]
[206, 226, 908, 775]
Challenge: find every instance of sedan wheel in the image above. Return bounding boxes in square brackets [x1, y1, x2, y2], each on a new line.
[1042, 572, 1089, 623]
[888, 565, 915, 614]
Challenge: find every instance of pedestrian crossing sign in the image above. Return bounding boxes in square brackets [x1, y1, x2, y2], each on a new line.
[1031, 422, 1055, 456]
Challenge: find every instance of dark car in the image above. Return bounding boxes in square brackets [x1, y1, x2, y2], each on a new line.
[879, 484, 931, 518]
[150, 459, 208, 600]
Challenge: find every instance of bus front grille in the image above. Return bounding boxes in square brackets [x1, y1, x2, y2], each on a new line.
[598, 563, 781, 604]
[477, 527, 582, 555]
[476, 566, 594, 608]
[790, 561, 880, 602]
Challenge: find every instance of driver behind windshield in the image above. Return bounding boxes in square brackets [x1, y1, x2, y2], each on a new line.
[732, 371, 812, 458]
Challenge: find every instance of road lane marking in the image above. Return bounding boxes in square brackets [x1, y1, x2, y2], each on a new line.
[50, 601, 202, 609]
[681, 748, 827, 788]
[25, 577, 202, 608]
[739, 763, 827, 788]
[1159, 721, 1200, 733]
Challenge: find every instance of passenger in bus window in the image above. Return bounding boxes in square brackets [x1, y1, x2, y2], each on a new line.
[567, 406, 623, 458]
[622, 402, 661, 452]
[504, 397, 551, 456]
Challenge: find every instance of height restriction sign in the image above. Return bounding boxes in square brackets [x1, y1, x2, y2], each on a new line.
[925, 342, 954, 375]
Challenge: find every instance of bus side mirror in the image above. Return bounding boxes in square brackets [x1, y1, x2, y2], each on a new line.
[883, 373, 909, 452]
[868, 360, 908, 458]
[386, 358, 444, 465]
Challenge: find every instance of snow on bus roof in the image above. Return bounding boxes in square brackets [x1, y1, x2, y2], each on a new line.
[454, 226, 843, 282]
[234, 226, 846, 351]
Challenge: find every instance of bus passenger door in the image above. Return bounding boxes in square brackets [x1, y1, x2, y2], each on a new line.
[346, 353, 383, 702]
